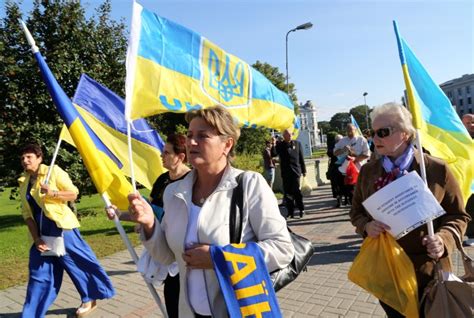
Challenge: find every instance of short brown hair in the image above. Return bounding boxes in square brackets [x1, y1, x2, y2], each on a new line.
[21, 143, 43, 158]
[167, 133, 187, 162]
[185, 105, 240, 159]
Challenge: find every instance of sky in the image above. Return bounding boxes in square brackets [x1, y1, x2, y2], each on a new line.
[5, 0, 474, 121]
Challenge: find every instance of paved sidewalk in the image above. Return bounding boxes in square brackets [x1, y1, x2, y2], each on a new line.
[1, 184, 472, 317]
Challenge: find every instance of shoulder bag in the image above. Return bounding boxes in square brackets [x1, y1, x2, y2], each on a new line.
[229, 172, 314, 292]
[40, 210, 66, 257]
[421, 227, 474, 317]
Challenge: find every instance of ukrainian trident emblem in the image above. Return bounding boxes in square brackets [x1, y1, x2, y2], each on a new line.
[201, 39, 251, 107]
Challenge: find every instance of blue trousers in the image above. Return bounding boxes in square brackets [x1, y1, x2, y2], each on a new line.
[22, 228, 115, 317]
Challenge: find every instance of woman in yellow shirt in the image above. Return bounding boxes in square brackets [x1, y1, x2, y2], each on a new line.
[19, 144, 114, 317]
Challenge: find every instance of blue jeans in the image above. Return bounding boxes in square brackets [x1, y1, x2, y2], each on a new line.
[263, 168, 275, 188]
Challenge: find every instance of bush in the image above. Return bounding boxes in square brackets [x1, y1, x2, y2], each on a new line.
[233, 153, 263, 173]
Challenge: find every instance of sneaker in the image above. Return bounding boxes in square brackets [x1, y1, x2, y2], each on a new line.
[463, 238, 474, 247]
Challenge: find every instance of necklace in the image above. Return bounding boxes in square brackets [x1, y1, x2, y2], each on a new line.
[199, 196, 207, 204]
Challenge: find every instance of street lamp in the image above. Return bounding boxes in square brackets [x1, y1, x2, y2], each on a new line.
[363, 92, 369, 129]
[286, 22, 313, 94]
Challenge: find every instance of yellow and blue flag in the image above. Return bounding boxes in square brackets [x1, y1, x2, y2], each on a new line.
[210, 243, 282, 318]
[393, 21, 474, 201]
[350, 114, 363, 136]
[125, 1, 298, 132]
[32, 51, 133, 209]
[61, 74, 166, 190]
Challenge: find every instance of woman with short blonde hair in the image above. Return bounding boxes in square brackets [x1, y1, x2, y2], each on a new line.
[128, 105, 294, 317]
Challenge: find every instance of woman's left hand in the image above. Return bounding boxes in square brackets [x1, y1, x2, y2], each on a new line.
[422, 234, 445, 259]
[182, 244, 213, 269]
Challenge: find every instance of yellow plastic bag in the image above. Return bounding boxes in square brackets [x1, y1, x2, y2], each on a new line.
[348, 232, 419, 317]
[300, 176, 312, 196]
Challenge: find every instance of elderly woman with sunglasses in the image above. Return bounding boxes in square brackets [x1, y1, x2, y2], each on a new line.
[128, 106, 294, 317]
[349, 103, 470, 317]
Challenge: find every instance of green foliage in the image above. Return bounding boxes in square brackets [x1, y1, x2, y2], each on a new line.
[233, 153, 263, 173]
[148, 113, 188, 139]
[329, 112, 350, 134]
[0, 0, 127, 194]
[349, 104, 371, 131]
[318, 121, 331, 134]
[236, 127, 271, 155]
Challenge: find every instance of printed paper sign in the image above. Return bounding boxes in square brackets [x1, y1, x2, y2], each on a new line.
[363, 171, 445, 239]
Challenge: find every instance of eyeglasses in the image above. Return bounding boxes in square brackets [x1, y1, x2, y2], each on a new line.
[375, 127, 395, 138]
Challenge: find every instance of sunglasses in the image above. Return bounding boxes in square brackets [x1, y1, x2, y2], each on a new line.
[375, 127, 395, 138]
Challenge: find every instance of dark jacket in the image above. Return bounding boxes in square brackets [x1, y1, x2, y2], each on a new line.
[350, 152, 470, 290]
[272, 140, 306, 177]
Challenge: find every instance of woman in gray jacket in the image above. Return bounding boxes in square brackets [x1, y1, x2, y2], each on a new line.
[128, 105, 294, 317]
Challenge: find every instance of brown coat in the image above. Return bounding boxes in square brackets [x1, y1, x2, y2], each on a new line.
[350, 152, 471, 291]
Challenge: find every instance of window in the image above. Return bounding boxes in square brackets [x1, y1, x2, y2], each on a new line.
[459, 99, 464, 106]
[468, 97, 472, 105]
[447, 91, 453, 98]
[467, 86, 471, 94]
[458, 88, 462, 95]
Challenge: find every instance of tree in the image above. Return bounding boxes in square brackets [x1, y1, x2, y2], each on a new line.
[349, 104, 370, 131]
[317, 121, 331, 135]
[329, 112, 350, 134]
[0, 0, 127, 194]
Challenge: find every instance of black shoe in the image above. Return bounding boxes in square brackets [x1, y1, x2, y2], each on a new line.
[299, 211, 304, 218]
[335, 198, 341, 208]
[289, 214, 295, 219]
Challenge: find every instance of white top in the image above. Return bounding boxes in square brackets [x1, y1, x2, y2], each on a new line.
[185, 203, 211, 315]
[334, 136, 370, 169]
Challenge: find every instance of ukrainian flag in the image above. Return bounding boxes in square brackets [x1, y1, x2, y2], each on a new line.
[32, 50, 133, 210]
[61, 74, 166, 190]
[350, 114, 363, 136]
[125, 2, 297, 131]
[393, 21, 474, 202]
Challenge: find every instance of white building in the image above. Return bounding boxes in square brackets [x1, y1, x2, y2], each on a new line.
[440, 73, 474, 117]
[298, 100, 320, 147]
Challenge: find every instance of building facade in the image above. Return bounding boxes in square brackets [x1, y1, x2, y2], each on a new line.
[440, 73, 474, 117]
[298, 100, 320, 147]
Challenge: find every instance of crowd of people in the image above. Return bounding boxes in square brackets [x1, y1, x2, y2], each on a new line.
[17, 104, 473, 317]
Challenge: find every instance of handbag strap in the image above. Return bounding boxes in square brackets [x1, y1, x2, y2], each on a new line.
[443, 226, 474, 262]
[229, 173, 245, 244]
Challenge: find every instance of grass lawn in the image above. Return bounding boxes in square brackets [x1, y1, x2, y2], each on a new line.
[312, 148, 327, 158]
[0, 188, 148, 290]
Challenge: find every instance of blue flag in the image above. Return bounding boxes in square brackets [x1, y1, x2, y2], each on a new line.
[61, 74, 166, 189]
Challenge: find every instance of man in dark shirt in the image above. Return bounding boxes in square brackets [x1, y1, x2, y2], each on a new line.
[271, 129, 306, 218]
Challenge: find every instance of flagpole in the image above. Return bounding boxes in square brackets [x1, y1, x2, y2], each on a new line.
[414, 131, 435, 236]
[127, 120, 137, 192]
[102, 194, 168, 317]
[44, 137, 62, 185]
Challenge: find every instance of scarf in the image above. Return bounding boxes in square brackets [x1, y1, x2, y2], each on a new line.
[375, 144, 414, 190]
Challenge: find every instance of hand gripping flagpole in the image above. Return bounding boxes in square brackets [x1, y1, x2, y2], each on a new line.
[102, 194, 168, 317]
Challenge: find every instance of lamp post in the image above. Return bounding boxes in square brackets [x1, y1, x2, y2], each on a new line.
[363, 92, 369, 129]
[286, 22, 313, 94]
